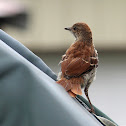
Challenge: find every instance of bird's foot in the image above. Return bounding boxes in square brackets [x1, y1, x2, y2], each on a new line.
[88, 107, 95, 114]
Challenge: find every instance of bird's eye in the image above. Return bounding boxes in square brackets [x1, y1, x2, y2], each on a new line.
[73, 27, 76, 31]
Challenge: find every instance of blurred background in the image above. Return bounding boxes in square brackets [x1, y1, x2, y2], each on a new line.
[0, 0, 126, 125]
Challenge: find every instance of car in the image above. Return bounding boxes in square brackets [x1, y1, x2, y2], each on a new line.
[0, 29, 117, 126]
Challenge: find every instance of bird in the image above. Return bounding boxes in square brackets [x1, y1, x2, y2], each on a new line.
[56, 22, 98, 113]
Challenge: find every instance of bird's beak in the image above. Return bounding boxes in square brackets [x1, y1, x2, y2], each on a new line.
[64, 27, 71, 31]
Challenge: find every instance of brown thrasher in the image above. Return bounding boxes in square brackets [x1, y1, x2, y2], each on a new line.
[56, 22, 98, 113]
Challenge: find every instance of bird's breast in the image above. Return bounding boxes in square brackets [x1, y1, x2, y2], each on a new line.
[81, 67, 97, 88]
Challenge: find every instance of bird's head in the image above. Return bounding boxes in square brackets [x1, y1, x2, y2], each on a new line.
[65, 22, 92, 43]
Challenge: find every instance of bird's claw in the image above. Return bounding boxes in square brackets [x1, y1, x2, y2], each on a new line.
[87, 108, 95, 114]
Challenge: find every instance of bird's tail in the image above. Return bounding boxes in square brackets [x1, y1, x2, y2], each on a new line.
[56, 77, 83, 97]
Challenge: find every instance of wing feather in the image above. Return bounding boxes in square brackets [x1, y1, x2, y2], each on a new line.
[61, 57, 92, 77]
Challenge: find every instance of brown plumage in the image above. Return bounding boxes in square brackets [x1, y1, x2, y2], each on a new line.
[56, 22, 98, 113]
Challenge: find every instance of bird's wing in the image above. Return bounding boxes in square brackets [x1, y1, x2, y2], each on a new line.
[61, 57, 98, 77]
